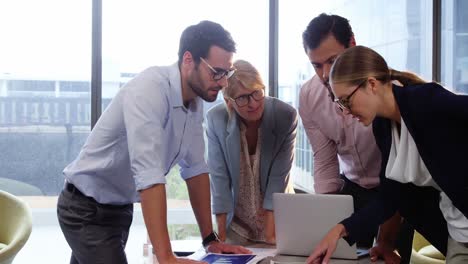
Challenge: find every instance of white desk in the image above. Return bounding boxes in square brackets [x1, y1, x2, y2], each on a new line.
[144, 244, 384, 264]
[266, 254, 384, 264]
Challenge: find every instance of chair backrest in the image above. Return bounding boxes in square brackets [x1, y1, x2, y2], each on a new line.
[0, 190, 33, 264]
[411, 231, 445, 264]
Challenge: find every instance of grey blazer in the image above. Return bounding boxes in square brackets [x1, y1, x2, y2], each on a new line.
[206, 96, 297, 226]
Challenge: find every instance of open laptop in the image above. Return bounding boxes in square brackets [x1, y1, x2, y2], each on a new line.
[273, 193, 360, 260]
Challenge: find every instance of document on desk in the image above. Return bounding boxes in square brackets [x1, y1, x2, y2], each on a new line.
[201, 253, 257, 264]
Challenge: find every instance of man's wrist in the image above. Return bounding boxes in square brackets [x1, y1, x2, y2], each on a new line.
[154, 250, 176, 263]
[202, 231, 220, 248]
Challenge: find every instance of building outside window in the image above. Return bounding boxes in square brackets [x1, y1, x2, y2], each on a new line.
[442, 0, 468, 93]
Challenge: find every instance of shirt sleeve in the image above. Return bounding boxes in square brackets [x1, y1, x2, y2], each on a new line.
[299, 85, 343, 194]
[121, 76, 169, 191]
[341, 177, 402, 245]
[178, 108, 209, 180]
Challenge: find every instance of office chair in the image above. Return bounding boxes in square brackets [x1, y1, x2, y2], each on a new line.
[0, 190, 32, 264]
[410, 231, 445, 264]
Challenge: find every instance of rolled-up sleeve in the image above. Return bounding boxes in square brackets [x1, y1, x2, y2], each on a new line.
[306, 127, 342, 193]
[122, 80, 168, 191]
[179, 113, 209, 180]
[206, 112, 233, 214]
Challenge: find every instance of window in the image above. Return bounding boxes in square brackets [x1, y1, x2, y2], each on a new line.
[0, 0, 92, 197]
[442, 0, 468, 93]
[0, 3, 92, 261]
[102, 0, 269, 105]
[278, 0, 432, 192]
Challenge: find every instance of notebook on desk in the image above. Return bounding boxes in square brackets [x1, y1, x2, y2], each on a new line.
[273, 193, 359, 260]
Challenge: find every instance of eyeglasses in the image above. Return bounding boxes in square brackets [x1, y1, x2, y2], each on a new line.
[200, 57, 236, 81]
[229, 89, 265, 107]
[334, 79, 367, 111]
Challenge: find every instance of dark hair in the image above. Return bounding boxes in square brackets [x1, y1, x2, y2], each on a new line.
[302, 13, 354, 52]
[178, 20, 236, 66]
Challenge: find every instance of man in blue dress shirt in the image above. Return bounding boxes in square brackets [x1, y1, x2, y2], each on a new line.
[57, 20, 250, 264]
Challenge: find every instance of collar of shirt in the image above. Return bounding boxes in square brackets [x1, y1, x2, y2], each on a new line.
[168, 62, 200, 114]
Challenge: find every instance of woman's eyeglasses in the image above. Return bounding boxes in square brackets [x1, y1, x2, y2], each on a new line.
[334, 79, 367, 111]
[229, 89, 265, 107]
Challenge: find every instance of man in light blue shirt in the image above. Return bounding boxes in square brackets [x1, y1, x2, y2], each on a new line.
[57, 20, 250, 264]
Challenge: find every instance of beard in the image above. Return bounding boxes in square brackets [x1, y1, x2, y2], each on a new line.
[191, 84, 220, 102]
[189, 70, 221, 102]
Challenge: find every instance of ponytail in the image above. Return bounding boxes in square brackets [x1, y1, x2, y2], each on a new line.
[330, 46, 428, 89]
[389, 69, 426, 86]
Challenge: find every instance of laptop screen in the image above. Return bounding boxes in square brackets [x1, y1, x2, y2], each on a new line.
[273, 193, 357, 260]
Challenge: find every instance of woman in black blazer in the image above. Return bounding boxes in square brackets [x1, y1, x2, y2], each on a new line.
[307, 46, 468, 264]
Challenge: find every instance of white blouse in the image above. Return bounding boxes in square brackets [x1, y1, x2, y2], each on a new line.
[386, 118, 468, 243]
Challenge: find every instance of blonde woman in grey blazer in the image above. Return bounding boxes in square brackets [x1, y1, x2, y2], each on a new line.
[206, 60, 297, 245]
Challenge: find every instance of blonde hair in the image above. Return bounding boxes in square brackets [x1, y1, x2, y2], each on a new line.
[223, 60, 265, 100]
[330, 45, 426, 88]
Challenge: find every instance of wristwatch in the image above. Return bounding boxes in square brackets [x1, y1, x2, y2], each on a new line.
[202, 231, 220, 248]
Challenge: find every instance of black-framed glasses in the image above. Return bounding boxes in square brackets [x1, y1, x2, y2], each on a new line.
[200, 57, 236, 81]
[334, 79, 367, 111]
[229, 89, 265, 107]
